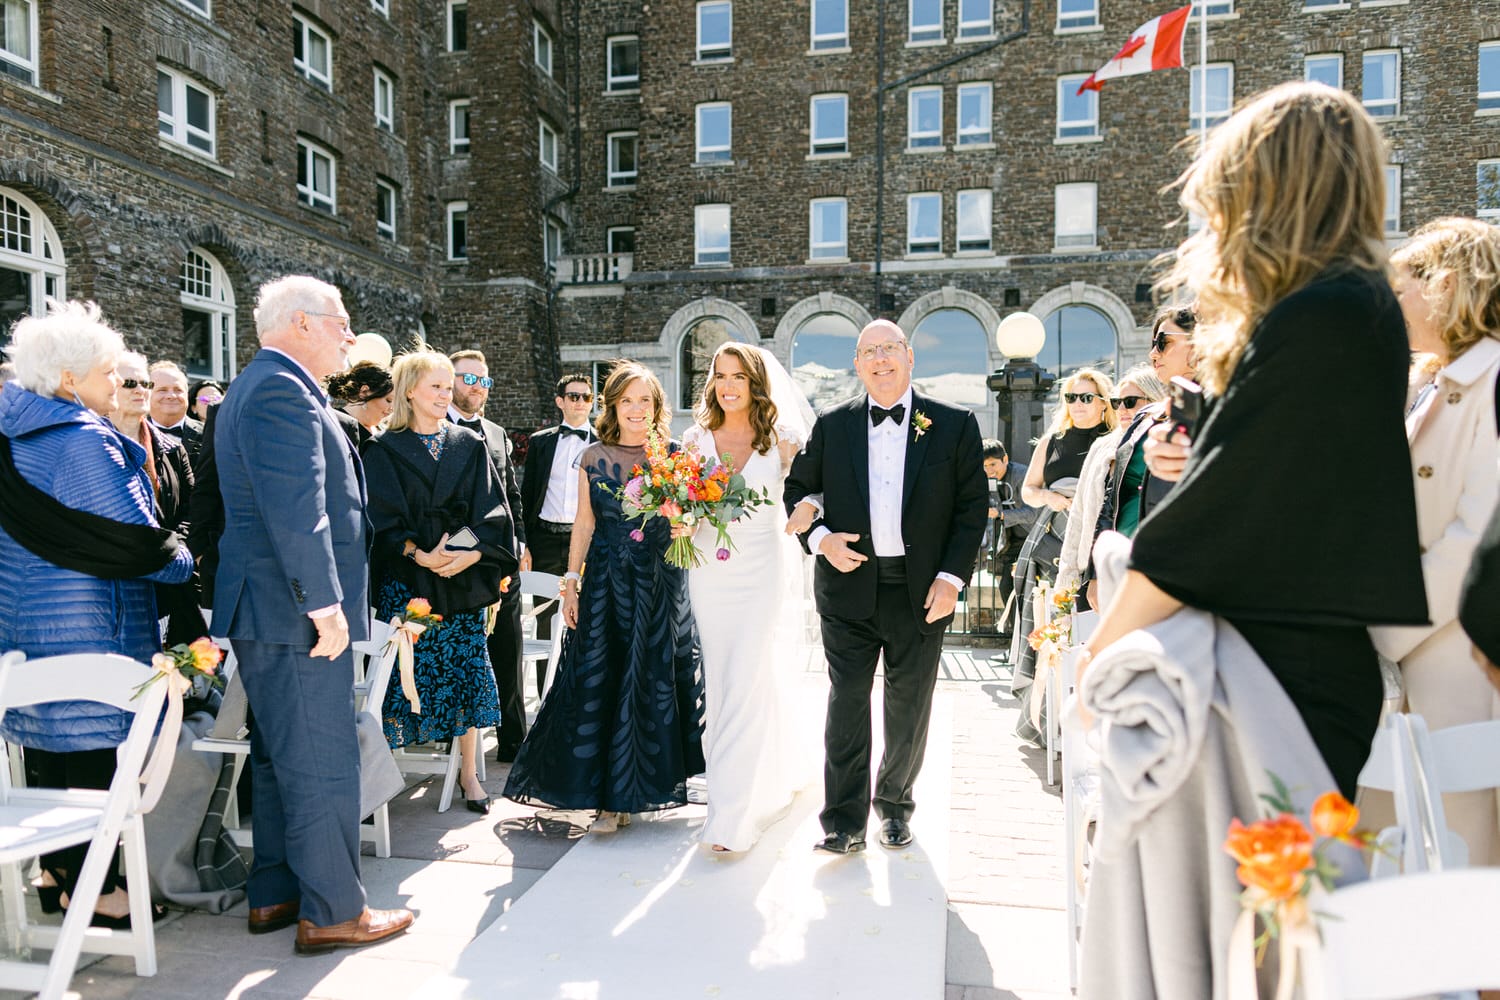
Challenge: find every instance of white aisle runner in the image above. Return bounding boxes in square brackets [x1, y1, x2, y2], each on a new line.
[413, 689, 952, 1000]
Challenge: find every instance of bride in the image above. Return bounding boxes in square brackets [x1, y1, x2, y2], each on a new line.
[684, 343, 816, 854]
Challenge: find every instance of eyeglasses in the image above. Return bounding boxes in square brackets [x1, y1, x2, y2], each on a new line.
[856, 342, 908, 361]
[1110, 395, 1145, 409]
[458, 373, 494, 388]
[562, 391, 594, 402]
[1063, 392, 1099, 404]
[121, 379, 154, 390]
[304, 311, 352, 333]
[1151, 331, 1185, 354]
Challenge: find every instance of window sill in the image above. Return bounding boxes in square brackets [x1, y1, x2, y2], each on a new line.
[604, 183, 638, 191]
[1368, 112, 1407, 124]
[904, 251, 944, 260]
[806, 151, 852, 160]
[604, 87, 641, 96]
[446, 256, 470, 265]
[1359, 0, 1409, 7]
[297, 200, 340, 220]
[297, 73, 334, 93]
[159, 137, 234, 177]
[693, 261, 733, 269]
[953, 248, 993, 257]
[693, 56, 735, 66]
[1051, 243, 1100, 254]
[955, 140, 995, 151]
[442, 259, 469, 267]
[1191, 11, 1241, 21]
[905, 144, 947, 155]
[0, 75, 62, 104]
[1475, 107, 1500, 117]
[693, 159, 735, 168]
[1054, 134, 1103, 145]
[807, 256, 850, 265]
[807, 45, 852, 56]
[1301, 2, 1351, 10]
[905, 37, 947, 48]
[1054, 24, 1103, 35]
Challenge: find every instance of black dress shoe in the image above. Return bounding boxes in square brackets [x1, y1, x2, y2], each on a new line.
[464, 795, 491, 815]
[813, 832, 866, 855]
[879, 818, 914, 849]
[494, 744, 520, 764]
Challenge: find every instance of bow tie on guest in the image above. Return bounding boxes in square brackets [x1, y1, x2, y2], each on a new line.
[559, 426, 589, 441]
[456, 416, 484, 432]
[870, 403, 906, 428]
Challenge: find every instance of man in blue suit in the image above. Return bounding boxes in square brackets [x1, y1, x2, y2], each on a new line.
[214, 276, 413, 953]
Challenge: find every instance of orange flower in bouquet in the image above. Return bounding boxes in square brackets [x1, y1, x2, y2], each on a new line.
[134, 636, 226, 700]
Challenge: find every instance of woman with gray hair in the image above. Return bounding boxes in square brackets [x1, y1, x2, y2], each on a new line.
[0, 300, 194, 926]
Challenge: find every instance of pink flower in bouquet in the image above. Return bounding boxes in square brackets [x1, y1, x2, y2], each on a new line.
[716, 547, 730, 561]
[630, 528, 645, 542]
[623, 477, 644, 504]
[659, 498, 682, 520]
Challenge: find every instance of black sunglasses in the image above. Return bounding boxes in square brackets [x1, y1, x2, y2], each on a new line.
[1151, 331, 1187, 354]
[458, 373, 494, 388]
[1110, 395, 1145, 409]
[121, 378, 154, 390]
[562, 391, 594, 402]
[1063, 392, 1098, 404]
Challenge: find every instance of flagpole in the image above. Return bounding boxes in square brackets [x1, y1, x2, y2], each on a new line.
[1198, 1, 1208, 149]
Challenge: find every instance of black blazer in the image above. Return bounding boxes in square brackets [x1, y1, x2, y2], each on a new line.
[520, 423, 593, 538]
[784, 391, 988, 634]
[1460, 498, 1500, 666]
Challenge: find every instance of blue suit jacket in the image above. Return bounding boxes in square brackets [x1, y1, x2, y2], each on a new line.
[212, 349, 370, 646]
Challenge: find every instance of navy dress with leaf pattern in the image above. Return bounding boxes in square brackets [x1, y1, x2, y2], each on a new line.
[504, 442, 707, 814]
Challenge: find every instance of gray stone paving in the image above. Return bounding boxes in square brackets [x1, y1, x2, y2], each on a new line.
[5, 647, 1071, 999]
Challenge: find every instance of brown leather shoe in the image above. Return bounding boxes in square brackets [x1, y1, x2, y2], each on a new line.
[248, 901, 300, 935]
[294, 907, 414, 955]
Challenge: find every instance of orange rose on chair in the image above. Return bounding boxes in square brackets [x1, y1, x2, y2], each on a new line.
[1223, 814, 1314, 903]
[1309, 790, 1362, 843]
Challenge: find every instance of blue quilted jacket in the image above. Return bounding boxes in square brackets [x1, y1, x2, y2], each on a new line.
[0, 387, 194, 751]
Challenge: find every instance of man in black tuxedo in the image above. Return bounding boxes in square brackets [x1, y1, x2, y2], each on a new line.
[447, 350, 531, 762]
[149, 360, 205, 460]
[785, 318, 987, 854]
[519, 372, 596, 639]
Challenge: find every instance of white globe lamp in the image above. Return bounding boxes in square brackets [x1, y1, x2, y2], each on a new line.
[348, 332, 394, 369]
[994, 312, 1046, 360]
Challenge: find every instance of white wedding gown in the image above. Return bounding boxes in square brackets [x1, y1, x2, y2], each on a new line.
[685, 426, 807, 852]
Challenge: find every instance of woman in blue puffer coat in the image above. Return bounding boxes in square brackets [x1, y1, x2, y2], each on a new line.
[0, 300, 194, 926]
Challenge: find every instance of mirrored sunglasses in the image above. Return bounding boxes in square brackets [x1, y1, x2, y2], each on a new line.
[121, 379, 154, 390]
[1111, 395, 1145, 409]
[1063, 392, 1098, 404]
[458, 373, 494, 388]
[562, 391, 594, 402]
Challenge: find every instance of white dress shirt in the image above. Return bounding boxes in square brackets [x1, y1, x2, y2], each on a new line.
[540, 420, 591, 523]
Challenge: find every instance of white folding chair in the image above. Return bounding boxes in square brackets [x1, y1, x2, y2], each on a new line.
[1311, 868, 1500, 999]
[353, 620, 396, 854]
[1060, 692, 1101, 994]
[519, 571, 564, 699]
[1045, 610, 1099, 787]
[0, 651, 179, 999]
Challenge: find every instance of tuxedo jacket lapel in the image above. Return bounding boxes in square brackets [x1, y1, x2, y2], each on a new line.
[901, 393, 933, 517]
[844, 397, 871, 512]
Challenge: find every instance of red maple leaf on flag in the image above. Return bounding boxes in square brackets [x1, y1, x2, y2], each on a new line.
[1111, 34, 1147, 63]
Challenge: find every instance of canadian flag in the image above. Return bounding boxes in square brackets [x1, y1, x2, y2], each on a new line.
[1076, 5, 1192, 95]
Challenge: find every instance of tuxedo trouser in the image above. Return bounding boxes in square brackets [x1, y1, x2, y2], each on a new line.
[528, 527, 571, 647]
[818, 573, 945, 836]
[232, 639, 366, 927]
[488, 589, 527, 750]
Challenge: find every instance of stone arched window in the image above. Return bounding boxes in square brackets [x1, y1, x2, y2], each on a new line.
[790, 311, 863, 411]
[179, 247, 237, 380]
[658, 297, 759, 412]
[678, 316, 747, 411]
[909, 307, 991, 411]
[0, 186, 66, 333]
[1039, 304, 1119, 380]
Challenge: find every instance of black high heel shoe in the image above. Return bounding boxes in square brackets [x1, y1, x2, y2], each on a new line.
[464, 795, 491, 815]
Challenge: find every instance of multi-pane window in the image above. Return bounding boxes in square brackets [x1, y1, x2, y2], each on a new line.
[370, 0, 388, 16]
[1054, 182, 1097, 249]
[0, 187, 67, 333]
[810, 94, 848, 154]
[544, 217, 563, 268]
[375, 178, 397, 240]
[157, 66, 216, 157]
[957, 83, 992, 146]
[695, 204, 730, 265]
[1481, 42, 1500, 112]
[447, 201, 468, 260]
[0, 0, 39, 85]
[373, 68, 394, 131]
[909, 0, 942, 43]
[812, 0, 848, 50]
[908, 87, 942, 148]
[1190, 1, 1232, 15]
[1057, 75, 1097, 140]
[607, 226, 635, 254]
[296, 138, 336, 213]
[534, 20, 553, 76]
[907, 193, 941, 254]
[1362, 50, 1400, 117]
[1478, 161, 1500, 220]
[1189, 63, 1233, 130]
[809, 198, 848, 260]
[697, 1, 732, 60]
[957, 189, 991, 252]
[696, 103, 732, 163]
[1384, 165, 1401, 235]
[177, 0, 211, 15]
[447, 1, 468, 52]
[1056, 0, 1098, 30]
[607, 131, 638, 186]
[539, 119, 559, 172]
[959, 0, 991, 38]
[607, 36, 640, 91]
[179, 247, 236, 380]
[449, 99, 470, 154]
[1304, 53, 1343, 89]
[292, 13, 332, 90]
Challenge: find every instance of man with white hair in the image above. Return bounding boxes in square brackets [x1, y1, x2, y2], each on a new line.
[214, 276, 413, 953]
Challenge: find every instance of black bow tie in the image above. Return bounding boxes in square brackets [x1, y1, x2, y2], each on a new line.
[870, 403, 906, 428]
[458, 416, 483, 431]
[560, 426, 589, 441]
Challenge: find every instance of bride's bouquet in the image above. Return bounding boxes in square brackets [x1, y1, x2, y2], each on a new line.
[606, 426, 774, 569]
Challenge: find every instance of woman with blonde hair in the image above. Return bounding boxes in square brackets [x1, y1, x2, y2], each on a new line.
[362, 349, 517, 813]
[1008, 366, 1116, 744]
[1371, 216, 1500, 864]
[505, 362, 706, 833]
[1083, 81, 1427, 795]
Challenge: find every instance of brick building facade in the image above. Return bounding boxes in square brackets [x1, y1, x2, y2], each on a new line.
[1, 1, 1495, 434]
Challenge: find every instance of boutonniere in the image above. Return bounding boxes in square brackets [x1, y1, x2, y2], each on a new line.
[912, 411, 932, 439]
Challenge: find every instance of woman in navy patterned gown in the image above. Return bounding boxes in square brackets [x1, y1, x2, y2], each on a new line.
[504, 362, 706, 833]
